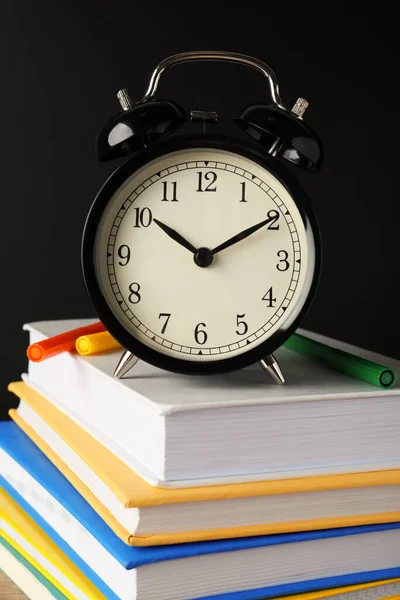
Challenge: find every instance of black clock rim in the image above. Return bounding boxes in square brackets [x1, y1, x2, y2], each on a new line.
[81, 134, 321, 376]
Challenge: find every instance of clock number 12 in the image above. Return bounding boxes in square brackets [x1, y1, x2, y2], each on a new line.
[197, 171, 217, 192]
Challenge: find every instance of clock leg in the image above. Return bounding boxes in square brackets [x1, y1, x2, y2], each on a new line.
[259, 354, 285, 385]
[113, 350, 139, 378]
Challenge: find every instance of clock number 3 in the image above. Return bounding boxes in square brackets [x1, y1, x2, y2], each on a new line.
[277, 250, 290, 271]
[128, 282, 141, 304]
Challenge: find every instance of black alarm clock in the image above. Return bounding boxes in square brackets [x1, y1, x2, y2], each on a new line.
[81, 51, 323, 384]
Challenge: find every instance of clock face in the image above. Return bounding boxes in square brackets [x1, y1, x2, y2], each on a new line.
[87, 141, 318, 369]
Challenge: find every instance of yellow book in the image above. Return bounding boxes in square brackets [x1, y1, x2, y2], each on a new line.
[0, 487, 106, 600]
[8, 380, 400, 546]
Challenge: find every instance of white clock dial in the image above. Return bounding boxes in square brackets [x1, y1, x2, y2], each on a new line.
[94, 147, 315, 362]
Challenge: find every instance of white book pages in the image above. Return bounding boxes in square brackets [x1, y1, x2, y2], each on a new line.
[10, 403, 400, 537]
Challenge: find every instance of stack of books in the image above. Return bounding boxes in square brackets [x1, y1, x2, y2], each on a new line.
[1, 317, 400, 600]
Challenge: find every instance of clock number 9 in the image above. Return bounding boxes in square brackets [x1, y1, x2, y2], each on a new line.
[194, 322, 207, 345]
[277, 250, 290, 271]
[128, 282, 141, 304]
[117, 245, 130, 266]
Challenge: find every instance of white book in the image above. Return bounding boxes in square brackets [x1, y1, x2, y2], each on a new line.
[23, 319, 400, 487]
[10, 396, 400, 542]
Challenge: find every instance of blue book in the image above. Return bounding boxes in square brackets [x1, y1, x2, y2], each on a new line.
[1, 420, 400, 600]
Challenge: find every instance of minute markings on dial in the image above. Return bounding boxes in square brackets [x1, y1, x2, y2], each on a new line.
[106, 159, 302, 353]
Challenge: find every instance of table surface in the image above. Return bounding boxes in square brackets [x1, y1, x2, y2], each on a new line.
[0, 571, 27, 599]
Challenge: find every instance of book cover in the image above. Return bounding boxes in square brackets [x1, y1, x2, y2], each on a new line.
[0, 484, 112, 600]
[8, 381, 400, 546]
[0, 536, 69, 600]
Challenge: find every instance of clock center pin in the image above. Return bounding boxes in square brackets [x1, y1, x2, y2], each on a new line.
[194, 247, 214, 268]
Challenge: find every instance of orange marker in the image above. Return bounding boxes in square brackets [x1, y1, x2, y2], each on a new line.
[27, 321, 106, 362]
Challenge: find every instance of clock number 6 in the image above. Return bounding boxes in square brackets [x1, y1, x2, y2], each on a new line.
[236, 314, 248, 335]
[194, 322, 207, 345]
[128, 282, 141, 304]
[277, 250, 290, 271]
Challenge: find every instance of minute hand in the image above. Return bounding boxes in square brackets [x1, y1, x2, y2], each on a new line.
[212, 216, 275, 255]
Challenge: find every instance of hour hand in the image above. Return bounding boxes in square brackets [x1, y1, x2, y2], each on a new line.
[153, 218, 197, 254]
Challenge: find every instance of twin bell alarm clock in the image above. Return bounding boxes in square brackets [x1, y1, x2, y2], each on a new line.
[81, 51, 323, 384]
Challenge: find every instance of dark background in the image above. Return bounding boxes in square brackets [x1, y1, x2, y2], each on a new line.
[1, 3, 399, 418]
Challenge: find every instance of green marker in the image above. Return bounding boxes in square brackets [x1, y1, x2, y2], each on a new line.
[284, 333, 396, 389]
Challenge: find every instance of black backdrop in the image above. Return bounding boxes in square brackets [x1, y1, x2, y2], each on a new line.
[1, 2, 399, 418]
